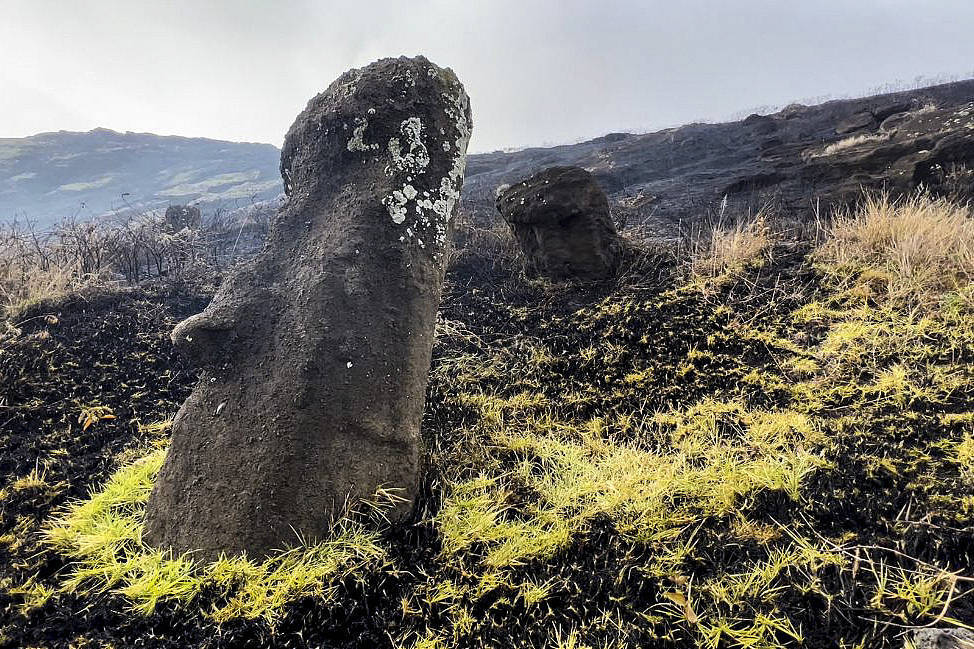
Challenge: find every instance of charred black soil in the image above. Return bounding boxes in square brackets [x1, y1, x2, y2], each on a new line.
[2, 238, 973, 648]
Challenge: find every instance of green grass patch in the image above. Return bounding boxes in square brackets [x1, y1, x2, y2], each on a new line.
[43, 439, 392, 625]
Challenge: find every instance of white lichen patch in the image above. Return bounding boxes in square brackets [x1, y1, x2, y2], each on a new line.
[387, 117, 430, 175]
[394, 70, 416, 91]
[439, 85, 473, 224]
[377, 73, 472, 256]
[347, 117, 379, 153]
[384, 189, 409, 225]
[333, 72, 360, 103]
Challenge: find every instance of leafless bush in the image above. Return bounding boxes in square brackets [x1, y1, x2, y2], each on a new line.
[448, 207, 519, 277]
[1, 201, 274, 319]
[0, 218, 112, 318]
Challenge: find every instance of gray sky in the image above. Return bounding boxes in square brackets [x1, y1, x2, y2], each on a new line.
[2, 0, 973, 153]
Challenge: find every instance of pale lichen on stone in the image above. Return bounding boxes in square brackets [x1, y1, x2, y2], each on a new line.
[387, 117, 430, 175]
[439, 86, 473, 223]
[347, 117, 379, 153]
[384, 189, 409, 225]
[394, 70, 416, 90]
[376, 69, 472, 255]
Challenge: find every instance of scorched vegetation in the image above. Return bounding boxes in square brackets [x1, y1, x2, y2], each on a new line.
[1, 193, 972, 648]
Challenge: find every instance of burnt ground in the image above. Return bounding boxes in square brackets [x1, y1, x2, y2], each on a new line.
[462, 79, 974, 235]
[0, 288, 209, 645]
[1, 245, 973, 648]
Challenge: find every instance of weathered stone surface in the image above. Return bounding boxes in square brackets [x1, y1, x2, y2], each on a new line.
[495, 166, 623, 279]
[144, 56, 472, 560]
[908, 628, 974, 649]
[834, 111, 876, 135]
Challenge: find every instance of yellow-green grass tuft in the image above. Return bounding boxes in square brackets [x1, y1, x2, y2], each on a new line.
[43, 443, 391, 625]
[816, 192, 974, 308]
[423, 389, 830, 646]
[689, 214, 772, 287]
[957, 433, 974, 483]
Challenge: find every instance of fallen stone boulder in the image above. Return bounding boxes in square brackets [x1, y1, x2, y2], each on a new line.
[144, 55, 473, 560]
[495, 166, 623, 279]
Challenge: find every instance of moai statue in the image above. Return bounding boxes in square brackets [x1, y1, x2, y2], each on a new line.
[496, 166, 623, 280]
[145, 56, 472, 560]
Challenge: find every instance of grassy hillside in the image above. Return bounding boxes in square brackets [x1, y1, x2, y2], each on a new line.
[0, 129, 282, 226]
[1, 194, 972, 648]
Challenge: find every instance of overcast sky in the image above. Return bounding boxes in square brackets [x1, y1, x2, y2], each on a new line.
[2, 0, 973, 153]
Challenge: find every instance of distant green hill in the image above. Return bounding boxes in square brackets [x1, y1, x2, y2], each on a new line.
[0, 128, 283, 226]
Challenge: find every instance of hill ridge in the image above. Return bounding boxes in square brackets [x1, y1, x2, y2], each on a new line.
[2, 78, 973, 228]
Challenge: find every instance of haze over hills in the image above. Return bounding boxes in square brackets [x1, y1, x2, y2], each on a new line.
[0, 129, 282, 226]
[2, 78, 973, 230]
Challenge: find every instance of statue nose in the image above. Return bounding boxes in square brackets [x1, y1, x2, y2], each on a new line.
[171, 311, 236, 367]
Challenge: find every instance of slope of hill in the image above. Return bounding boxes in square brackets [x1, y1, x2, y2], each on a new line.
[0, 129, 282, 226]
[463, 78, 974, 232]
[2, 80, 974, 649]
[2, 79, 972, 231]
[2, 193, 973, 649]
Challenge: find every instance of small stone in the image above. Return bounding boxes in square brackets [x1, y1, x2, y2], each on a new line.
[907, 628, 974, 649]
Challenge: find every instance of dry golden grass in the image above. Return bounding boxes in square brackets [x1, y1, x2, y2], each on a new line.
[816, 193, 974, 307]
[689, 214, 772, 284]
[817, 133, 889, 157]
[0, 252, 103, 320]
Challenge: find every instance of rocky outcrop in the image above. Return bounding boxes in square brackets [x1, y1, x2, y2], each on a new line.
[496, 166, 623, 280]
[144, 55, 473, 560]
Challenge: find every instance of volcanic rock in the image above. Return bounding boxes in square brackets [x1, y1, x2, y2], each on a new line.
[834, 111, 876, 135]
[144, 55, 473, 560]
[908, 628, 974, 649]
[495, 166, 623, 279]
[462, 80, 974, 236]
